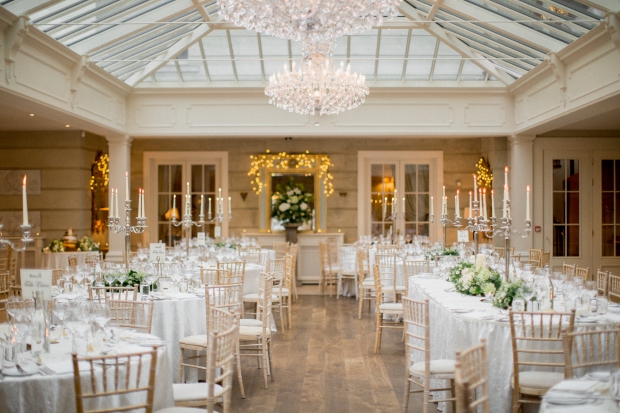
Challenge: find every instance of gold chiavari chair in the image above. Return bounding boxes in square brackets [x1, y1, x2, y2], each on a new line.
[265, 258, 286, 330]
[375, 253, 404, 304]
[237, 273, 274, 389]
[455, 339, 490, 413]
[272, 241, 289, 259]
[108, 299, 154, 334]
[377, 245, 399, 254]
[200, 268, 231, 285]
[608, 274, 620, 302]
[71, 346, 160, 413]
[541, 252, 550, 268]
[68, 255, 78, 268]
[403, 259, 430, 296]
[528, 249, 542, 268]
[173, 310, 238, 413]
[357, 248, 373, 319]
[509, 310, 575, 413]
[562, 262, 576, 277]
[239, 246, 261, 264]
[597, 269, 609, 296]
[373, 264, 403, 353]
[273, 253, 293, 329]
[286, 243, 299, 301]
[217, 261, 246, 286]
[339, 244, 358, 298]
[318, 241, 339, 297]
[575, 266, 590, 280]
[562, 327, 620, 379]
[402, 297, 455, 413]
[89, 285, 138, 302]
[51, 269, 63, 286]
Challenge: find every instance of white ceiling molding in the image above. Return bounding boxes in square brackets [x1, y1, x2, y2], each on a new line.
[3, 0, 61, 17]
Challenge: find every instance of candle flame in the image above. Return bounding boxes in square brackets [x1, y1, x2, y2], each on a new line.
[22, 175, 27, 186]
[469, 191, 472, 195]
[456, 189, 460, 195]
[483, 188, 486, 194]
[505, 166, 509, 173]
[125, 171, 128, 177]
[491, 189, 494, 195]
[527, 185, 530, 192]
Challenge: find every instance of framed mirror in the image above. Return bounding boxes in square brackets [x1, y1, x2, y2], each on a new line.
[255, 154, 329, 233]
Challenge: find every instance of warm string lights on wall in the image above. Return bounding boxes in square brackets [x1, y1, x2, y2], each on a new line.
[475, 157, 493, 189]
[89, 153, 109, 191]
[248, 150, 334, 196]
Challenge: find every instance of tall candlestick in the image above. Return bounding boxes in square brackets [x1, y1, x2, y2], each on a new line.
[391, 196, 396, 214]
[443, 196, 448, 215]
[228, 196, 232, 216]
[402, 196, 405, 215]
[22, 175, 28, 226]
[383, 196, 387, 217]
[491, 189, 496, 218]
[142, 188, 145, 218]
[442, 186, 445, 200]
[504, 166, 509, 191]
[430, 196, 434, 218]
[125, 171, 129, 201]
[526, 185, 531, 221]
[455, 189, 460, 218]
[200, 194, 204, 217]
[115, 189, 119, 219]
[208, 197, 212, 217]
[109, 187, 114, 219]
[469, 191, 473, 218]
[473, 175, 477, 202]
[483, 188, 487, 219]
[173, 194, 177, 220]
[502, 185, 507, 218]
[138, 188, 142, 219]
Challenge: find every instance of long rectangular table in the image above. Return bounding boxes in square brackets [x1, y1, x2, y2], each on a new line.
[407, 275, 620, 413]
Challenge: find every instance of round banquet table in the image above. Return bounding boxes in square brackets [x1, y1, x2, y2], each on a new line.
[407, 275, 620, 413]
[0, 325, 173, 413]
[42, 251, 99, 269]
[539, 378, 617, 413]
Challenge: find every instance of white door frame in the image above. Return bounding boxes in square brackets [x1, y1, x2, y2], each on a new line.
[357, 151, 443, 242]
[143, 151, 229, 244]
[593, 150, 620, 275]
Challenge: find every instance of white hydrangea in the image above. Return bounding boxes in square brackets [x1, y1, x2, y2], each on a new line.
[279, 203, 291, 212]
[300, 202, 308, 211]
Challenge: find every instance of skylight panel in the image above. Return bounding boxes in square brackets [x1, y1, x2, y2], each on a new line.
[178, 44, 208, 81]
[230, 30, 263, 81]
[153, 62, 181, 82]
[377, 29, 408, 80]
[260, 35, 290, 79]
[459, 60, 486, 80]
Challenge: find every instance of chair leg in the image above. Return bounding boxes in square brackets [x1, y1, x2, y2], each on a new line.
[278, 301, 285, 331]
[287, 296, 292, 328]
[374, 312, 382, 353]
[178, 348, 184, 383]
[403, 376, 411, 413]
[267, 339, 274, 382]
[235, 340, 245, 399]
[512, 386, 521, 413]
[423, 378, 430, 413]
[358, 290, 364, 319]
[450, 379, 456, 413]
[262, 339, 269, 388]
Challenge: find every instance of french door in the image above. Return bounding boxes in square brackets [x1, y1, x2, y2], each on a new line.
[143, 152, 228, 246]
[593, 150, 620, 275]
[358, 151, 443, 242]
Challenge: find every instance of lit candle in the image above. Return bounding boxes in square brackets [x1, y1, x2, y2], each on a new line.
[115, 189, 119, 219]
[392, 196, 396, 215]
[200, 194, 204, 217]
[430, 196, 434, 218]
[142, 188, 145, 218]
[173, 194, 177, 220]
[455, 189, 460, 218]
[138, 188, 142, 218]
[383, 196, 387, 217]
[402, 196, 405, 215]
[483, 188, 487, 219]
[442, 186, 445, 200]
[125, 171, 129, 201]
[218, 188, 223, 214]
[469, 191, 473, 218]
[491, 189, 496, 218]
[208, 197, 212, 218]
[503, 184, 507, 218]
[504, 166, 509, 192]
[22, 175, 28, 226]
[444, 196, 448, 216]
[394, 189, 397, 214]
[109, 187, 114, 219]
[473, 175, 477, 202]
[228, 196, 232, 216]
[526, 185, 531, 221]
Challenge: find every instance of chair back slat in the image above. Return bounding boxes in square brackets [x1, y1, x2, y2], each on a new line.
[108, 300, 154, 334]
[89, 286, 138, 302]
[402, 297, 430, 373]
[201, 268, 231, 285]
[563, 262, 576, 277]
[597, 270, 609, 296]
[455, 339, 490, 413]
[563, 327, 620, 379]
[217, 261, 246, 285]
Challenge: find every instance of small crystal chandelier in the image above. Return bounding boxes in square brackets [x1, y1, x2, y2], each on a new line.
[264, 45, 369, 116]
[218, 0, 400, 44]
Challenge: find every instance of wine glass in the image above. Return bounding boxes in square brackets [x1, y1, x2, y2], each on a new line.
[520, 283, 535, 309]
[6, 298, 22, 321]
[116, 271, 128, 287]
[91, 302, 111, 334]
[585, 281, 598, 314]
[104, 270, 117, 287]
[22, 299, 35, 319]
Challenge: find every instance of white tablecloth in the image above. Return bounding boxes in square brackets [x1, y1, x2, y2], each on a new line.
[407, 276, 620, 413]
[0, 327, 173, 413]
[540, 379, 616, 413]
[42, 251, 98, 269]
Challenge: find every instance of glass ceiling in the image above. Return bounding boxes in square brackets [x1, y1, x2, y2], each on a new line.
[0, 0, 608, 88]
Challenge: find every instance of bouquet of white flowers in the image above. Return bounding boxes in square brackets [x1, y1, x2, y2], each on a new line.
[78, 236, 100, 251]
[272, 177, 314, 224]
[44, 239, 65, 253]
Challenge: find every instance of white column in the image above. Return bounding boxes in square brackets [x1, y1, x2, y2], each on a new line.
[106, 135, 133, 263]
[508, 135, 535, 255]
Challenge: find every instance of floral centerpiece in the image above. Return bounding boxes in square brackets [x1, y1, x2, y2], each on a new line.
[425, 247, 460, 260]
[43, 239, 65, 253]
[449, 261, 502, 296]
[493, 279, 525, 309]
[272, 177, 314, 225]
[78, 236, 100, 251]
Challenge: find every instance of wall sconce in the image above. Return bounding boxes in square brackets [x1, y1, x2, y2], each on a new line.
[339, 192, 347, 197]
[456, 180, 462, 188]
[240, 192, 248, 201]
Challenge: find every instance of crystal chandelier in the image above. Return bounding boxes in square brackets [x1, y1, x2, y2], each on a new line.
[264, 47, 369, 116]
[218, 0, 400, 44]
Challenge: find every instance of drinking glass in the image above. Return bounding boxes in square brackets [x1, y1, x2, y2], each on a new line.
[22, 299, 35, 319]
[597, 295, 609, 315]
[91, 302, 110, 334]
[6, 299, 23, 321]
[116, 271, 128, 287]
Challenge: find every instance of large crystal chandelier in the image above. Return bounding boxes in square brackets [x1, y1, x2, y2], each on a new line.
[264, 46, 369, 116]
[218, 0, 400, 44]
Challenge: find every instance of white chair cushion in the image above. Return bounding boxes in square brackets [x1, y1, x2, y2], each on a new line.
[179, 335, 207, 347]
[516, 371, 564, 390]
[244, 293, 280, 301]
[410, 359, 456, 376]
[379, 303, 403, 312]
[239, 325, 271, 338]
[362, 279, 374, 287]
[239, 318, 262, 327]
[274, 287, 290, 295]
[156, 408, 208, 413]
[173, 382, 224, 402]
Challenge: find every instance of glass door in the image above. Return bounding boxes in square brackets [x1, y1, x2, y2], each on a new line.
[593, 151, 620, 275]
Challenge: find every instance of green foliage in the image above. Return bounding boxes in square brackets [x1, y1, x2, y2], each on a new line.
[271, 177, 314, 224]
[493, 279, 525, 309]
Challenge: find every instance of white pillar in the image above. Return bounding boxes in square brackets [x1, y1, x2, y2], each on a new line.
[106, 135, 133, 263]
[508, 135, 535, 255]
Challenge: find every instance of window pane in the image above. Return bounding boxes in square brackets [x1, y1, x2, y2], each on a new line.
[602, 226, 614, 256]
[158, 165, 169, 192]
[553, 225, 565, 257]
[567, 160, 579, 191]
[171, 165, 183, 192]
[405, 165, 416, 192]
[158, 195, 170, 221]
[553, 160, 565, 191]
[616, 160, 620, 191]
[567, 193, 579, 224]
[417, 194, 428, 222]
[602, 193, 614, 224]
[553, 193, 565, 224]
[602, 160, 614, 191]
[371, 193, 383, 221]
[204, 165, 216, 193]
[371, 165, 382, 192]
[617, 225, 620, 257]
[158, 224, 169, 246]
[418, 165, 429, 192]
[567, 225, 579, 257]
[371, 223, 382, 237]
[417, 223, 429, 237]
[191, 165, 202, 193]
[405, 194, 416, 221]
[383, 164, 395, 193]
[405, 223, 416, 238]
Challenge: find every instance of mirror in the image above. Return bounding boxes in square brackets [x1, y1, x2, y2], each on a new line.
[270, 173, 315, 231]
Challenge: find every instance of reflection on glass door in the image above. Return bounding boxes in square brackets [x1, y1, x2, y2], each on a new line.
[404, 164, 430, 241]
[370, 164, 395, 237]
[157, 164, 182, 246]
[601, 160, 620, 257]
[552, 159, 580, 257]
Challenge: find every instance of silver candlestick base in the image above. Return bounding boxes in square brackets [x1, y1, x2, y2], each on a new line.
[108, 200, 147, 270]
[0, 223, 33, 252]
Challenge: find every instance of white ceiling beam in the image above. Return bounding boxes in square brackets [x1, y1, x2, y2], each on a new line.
[578, 0, 620, 13]
[125, 25, 213, 87]
[399, 2, 515, 85]
[71, 0, 209, 55]
[3, 0, 62, 16]
[191, 0, 212, 22]
[421, 0, 567, 53]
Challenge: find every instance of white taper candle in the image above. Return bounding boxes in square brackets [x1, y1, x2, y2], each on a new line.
[22, 175, 28, 226]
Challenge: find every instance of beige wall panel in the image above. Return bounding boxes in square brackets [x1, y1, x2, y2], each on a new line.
[15, 49, 70, 104]
[0, 148, 91, 168]
[41, 169, 89, 189]
[568, 45, 620, 104]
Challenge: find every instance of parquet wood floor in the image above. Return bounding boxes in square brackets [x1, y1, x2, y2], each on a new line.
[230, 295, 440, 413]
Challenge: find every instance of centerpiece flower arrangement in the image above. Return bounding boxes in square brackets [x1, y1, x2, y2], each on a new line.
[44, 239, 65, 252]
[272, 177, 314, 225]
[78, 236, 100, 251]
[492, 279, 525, 309]
[425, 247, 460, 260]
[448, 261, 502, 296]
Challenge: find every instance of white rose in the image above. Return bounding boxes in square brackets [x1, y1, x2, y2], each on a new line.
[294, 188, 301, 194]
[287, 190, 293, 196]
[300, 202, 308, 211]
[279, 203, 291, 212]
[290, 196, 299, 204]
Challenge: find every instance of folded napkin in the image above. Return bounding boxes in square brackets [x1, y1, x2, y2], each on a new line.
[551, 380, 599, 393]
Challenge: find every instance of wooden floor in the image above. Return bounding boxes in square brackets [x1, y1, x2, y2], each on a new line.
[230, 295, 441, 413]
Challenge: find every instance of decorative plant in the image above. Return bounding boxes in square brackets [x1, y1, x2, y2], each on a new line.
[425, 247, 460, 260]
[450, 263, 502, 297]
[493, 279, 525, 309]
[78, 236, 100, 251]
[44, 239, 65, 253]
[271, 177, 314, 225]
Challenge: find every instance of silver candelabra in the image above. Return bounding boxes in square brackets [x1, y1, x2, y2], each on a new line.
[171, 203, 205, 254]
[383, 207, 404, 244]
[465, 199, 493, 256]
[437, 212, 462, 249]
[0, 223, 32, 252]
[108, 200, 147, 270]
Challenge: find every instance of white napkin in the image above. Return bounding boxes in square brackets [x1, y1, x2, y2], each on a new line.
[551, 380, 598, 393]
